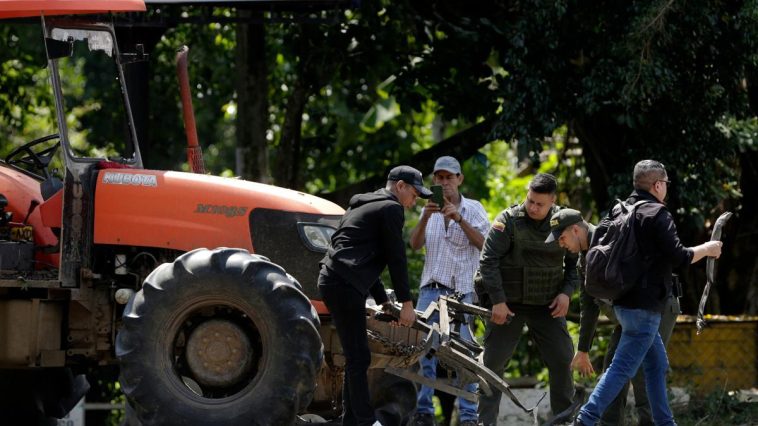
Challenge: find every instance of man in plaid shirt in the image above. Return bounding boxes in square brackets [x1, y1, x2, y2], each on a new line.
[409, 156, 490, 426]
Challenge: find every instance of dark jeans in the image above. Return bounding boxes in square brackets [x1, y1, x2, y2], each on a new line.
[478, 303, 575, 425]
[318, 268, 375, 426]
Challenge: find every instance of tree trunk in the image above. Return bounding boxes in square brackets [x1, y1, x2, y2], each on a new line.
[235, 9, 269, 183]
[273, 77, 308, 189]
[721, 150, 758, 314]
[572, 115, 631, 212]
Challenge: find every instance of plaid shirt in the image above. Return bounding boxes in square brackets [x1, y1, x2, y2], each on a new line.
[419, 195, 490, 294]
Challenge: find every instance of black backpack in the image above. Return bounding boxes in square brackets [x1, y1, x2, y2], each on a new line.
[584, 199, 651, 300]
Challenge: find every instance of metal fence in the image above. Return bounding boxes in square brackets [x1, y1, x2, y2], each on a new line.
[667, 315, 758, 395]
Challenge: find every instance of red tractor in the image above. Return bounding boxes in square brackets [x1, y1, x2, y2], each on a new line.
[0, 1, 429, 424]
[0, 1, 535, 424]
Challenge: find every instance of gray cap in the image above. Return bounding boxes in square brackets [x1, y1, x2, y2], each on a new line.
[433, 156, 462, 175]
[545, 209, 583, 243]
[388, 165, 432, 198]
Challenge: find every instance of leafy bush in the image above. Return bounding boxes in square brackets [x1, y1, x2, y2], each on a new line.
[674, 389, 758, 426]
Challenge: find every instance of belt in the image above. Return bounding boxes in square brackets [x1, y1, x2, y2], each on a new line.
[426, 281, 453, 290]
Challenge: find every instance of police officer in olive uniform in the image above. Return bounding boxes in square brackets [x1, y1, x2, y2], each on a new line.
[477, 174, 578, 425]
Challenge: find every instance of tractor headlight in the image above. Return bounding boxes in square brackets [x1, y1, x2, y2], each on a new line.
[297, 223, 336, 253]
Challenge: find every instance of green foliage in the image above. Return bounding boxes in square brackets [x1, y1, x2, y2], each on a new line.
[82, 367, 126, 425]
[0, 23, 55, 155]
[141, 9, 238, 172]
[480, 141, 528, 217]
[718, 116, 758, 153]
[267, 3, 473, 193]
[674, 389, 758, 426]
[389, 1, 758, 225]
[106, 381, 126, 425]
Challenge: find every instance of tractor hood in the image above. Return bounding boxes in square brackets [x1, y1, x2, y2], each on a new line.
[93, 169, 344, 253]
[0, 0, 145, 19]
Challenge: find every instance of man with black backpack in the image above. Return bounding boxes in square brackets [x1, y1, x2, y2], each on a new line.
[477, 173, 579, 425]
[573, 160, 723, 426]
[546, 208, 680, 425]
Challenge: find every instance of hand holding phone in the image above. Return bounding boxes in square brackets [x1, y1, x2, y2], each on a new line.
[431, 185, 444, 206]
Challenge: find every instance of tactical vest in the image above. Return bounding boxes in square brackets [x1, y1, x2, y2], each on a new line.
[499, 204, 566, 305]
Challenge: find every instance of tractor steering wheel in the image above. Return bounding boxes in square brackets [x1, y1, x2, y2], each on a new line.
[5, 134, 61, 180]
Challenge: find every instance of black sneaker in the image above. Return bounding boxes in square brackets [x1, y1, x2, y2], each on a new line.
[411, 413, 436, 426]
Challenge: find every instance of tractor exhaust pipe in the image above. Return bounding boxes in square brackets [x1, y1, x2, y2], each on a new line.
[175, 45, 206, 174]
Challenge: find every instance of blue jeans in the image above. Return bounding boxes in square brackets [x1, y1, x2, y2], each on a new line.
[415, 287, 478, 422]
[576, 306, 675, 426]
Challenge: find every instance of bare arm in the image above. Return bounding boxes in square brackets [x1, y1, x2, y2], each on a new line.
[571, 351, 595, 377]
[455, 215, 485, 250]
[409, 203, 440, 250]
[441, 200, 485, 250]
[690, 240, 722, 264]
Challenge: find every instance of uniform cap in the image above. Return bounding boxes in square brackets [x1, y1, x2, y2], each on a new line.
[432, 156, 462, 175]
[545, 209, 583, 243]
[388, 165, 432, 198]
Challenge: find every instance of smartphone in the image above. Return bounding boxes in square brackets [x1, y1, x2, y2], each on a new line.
[431, 185, 444, 206]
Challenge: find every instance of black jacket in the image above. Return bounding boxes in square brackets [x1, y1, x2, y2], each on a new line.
[610, 190, 693, 312]
[320, 188, 412, 304]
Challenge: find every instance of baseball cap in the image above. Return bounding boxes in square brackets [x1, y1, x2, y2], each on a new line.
[545, 209, 583, 243]
[433, 156, 462, 175]
[388, 165, 432, 199]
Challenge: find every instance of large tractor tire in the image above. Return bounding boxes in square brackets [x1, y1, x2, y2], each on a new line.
[369, 371, 418, 426]
[0, 367, 89, 424]
[116, 248, 323, 425]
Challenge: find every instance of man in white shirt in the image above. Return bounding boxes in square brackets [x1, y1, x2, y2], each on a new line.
[409, 156, 490, 426]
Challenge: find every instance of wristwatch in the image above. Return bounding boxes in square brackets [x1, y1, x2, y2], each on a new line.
[455, 215, 463, 224]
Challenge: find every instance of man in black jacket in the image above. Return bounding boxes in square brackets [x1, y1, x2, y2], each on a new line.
[574, 160, 723, 426]
[547, 209, 679, 425]
[319, 165, 430, 426]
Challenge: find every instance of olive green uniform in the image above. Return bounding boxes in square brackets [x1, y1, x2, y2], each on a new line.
[478, 204, 579, 425]
[578, 225, 680, 425]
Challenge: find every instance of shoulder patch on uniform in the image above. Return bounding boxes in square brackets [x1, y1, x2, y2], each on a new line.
[515, 211, 525, 217]
[492, 221, 506, 232]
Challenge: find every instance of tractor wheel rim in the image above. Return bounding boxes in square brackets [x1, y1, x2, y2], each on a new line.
[185, 318, 254, 388]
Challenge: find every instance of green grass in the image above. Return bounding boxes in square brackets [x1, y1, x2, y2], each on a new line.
[674, 389, 757, 426]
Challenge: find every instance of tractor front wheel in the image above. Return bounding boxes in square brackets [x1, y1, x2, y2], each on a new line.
[116, 248, 323, 425]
